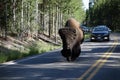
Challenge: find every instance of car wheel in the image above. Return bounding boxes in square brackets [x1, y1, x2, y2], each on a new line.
[107, 37, 110, 41]
[106, 36, 110, 41]
[90, 39, 94, 42]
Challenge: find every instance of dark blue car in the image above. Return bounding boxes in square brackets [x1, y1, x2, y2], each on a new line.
[90, 25, 111, 41]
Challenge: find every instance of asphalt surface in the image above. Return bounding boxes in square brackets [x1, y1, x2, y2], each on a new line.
[0, 33, 120, 80]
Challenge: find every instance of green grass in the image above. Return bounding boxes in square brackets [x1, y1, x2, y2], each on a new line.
[84, 33, 91, 39]
[0, 53, 8, 63]
[0, 41, 60, 63]
[28, 41, 60, 54]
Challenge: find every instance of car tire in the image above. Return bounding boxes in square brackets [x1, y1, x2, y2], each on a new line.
[107, 37, 110, 41]
[106, 36, 110, 41]
[90, 39, 94, 42]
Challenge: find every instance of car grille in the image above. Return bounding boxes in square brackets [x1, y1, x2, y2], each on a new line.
[93, 33, 105, 36]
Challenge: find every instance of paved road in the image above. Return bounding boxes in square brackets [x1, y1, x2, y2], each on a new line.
[0, 33, 120, 80]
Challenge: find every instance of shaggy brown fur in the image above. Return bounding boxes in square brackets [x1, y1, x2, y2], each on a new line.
[59, 18, 84, 61]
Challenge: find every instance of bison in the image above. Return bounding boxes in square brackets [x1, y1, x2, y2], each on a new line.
[58, 18, 84, 61]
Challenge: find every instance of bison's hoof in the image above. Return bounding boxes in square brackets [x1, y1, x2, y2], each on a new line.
[66, 57, 76, 62]
[71, 57, 76, 61]
[66, 57, 71, 62]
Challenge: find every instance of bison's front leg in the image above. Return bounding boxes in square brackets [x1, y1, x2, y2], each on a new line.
[61, 49, 72, 61]
[71, 45, 81, 61]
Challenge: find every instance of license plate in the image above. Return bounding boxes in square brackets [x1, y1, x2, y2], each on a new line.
[97, 37, 101, 39]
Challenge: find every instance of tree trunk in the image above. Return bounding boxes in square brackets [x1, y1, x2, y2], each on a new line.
[55, 5, 59, 42]
[48, 3, 52, 37]
[5, 3, 8, 40]
[20, 0, 24, 41]
[13, 0, 16, 33]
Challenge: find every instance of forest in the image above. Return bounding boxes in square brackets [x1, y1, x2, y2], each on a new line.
[86, 0, 120, 32]
[0, 0, 85, 40]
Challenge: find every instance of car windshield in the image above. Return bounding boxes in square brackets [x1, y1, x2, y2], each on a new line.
[93, 27, 108, 32]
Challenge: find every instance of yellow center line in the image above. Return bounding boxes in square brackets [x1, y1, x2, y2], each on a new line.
[78, 39, 118, 80]
[86, 41, 118, 80]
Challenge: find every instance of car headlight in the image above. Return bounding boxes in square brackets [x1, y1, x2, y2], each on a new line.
[91, 37, 95, 39]
[104, 37, 108, 39]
